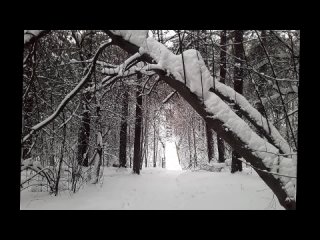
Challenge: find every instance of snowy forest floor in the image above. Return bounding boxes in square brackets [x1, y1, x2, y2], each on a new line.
[20, 167, 284, 210]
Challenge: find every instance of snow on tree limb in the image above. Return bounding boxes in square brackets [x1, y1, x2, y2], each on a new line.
[209, 81, 294, 156]
[107, 30, 297, 209]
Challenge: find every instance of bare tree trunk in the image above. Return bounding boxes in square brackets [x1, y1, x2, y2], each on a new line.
[22, 92, 33, 160]
[55, 111, 66, 196]
[74, 31, 93, 167]
[77, 101, 91, 167]
[139, 114, 144, 170]
[144, 105, 149, 168]
[119, 85, 129, 168]
[231, 30, 244, 173]
[133, 74, 143, 174]
[92, 102, 103, 184]
[50, 91, 55, 166]
[206, 123, 215, 162]
[217, 30, 226, 163]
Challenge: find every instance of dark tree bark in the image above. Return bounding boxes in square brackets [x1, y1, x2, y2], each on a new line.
[143, 104, 149, 168]
[22, 92, 33, 160]
[231, 30, 245, 173]
[133, 74, 143, 174]
[50, 91, 55, 166]
[74, 31, 94, 167]
[206, 123, 215, 162]
[77, 101, 91, 167]
[217, 30, 227, 163]
[119, 85, 129, 168]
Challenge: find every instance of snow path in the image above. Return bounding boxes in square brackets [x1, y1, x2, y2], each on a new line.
[20, 167, 284, 210]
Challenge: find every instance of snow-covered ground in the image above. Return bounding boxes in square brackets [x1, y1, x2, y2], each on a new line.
[20, 167, 284, 210]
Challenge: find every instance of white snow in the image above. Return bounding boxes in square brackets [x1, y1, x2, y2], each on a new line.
[111, 30, 149, 46]
[139, 37, 213, 100]
[165, 141, 182, 171]
[20, 167, 284, 210]
[97, 132, 102, 146]
[24, 30, 44, 45]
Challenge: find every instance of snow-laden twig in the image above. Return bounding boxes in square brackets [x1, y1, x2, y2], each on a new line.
[162, 91, 177, 104]
[251, 67, 299, 83]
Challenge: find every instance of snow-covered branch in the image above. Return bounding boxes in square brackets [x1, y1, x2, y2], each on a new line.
[251, 68, 299, 83]
[162, 91, 177, 104]
[209, 81, 293, 156]
[22, 40, 112, 144]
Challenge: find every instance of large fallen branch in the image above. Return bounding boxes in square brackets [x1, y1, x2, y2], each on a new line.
[106, 30, 297, 210]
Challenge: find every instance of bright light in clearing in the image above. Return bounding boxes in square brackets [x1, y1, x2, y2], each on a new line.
[165, 141, 182, 170]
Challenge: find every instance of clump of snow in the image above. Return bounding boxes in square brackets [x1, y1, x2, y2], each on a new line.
[24, 30, 44, 45]
[111, 30, 149, 47]
[140, 37, 213, 100]
[97, 132, 102, 146]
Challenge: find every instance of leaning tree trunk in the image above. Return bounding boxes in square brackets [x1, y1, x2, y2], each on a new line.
[217, 30, 227, 163]
[133, 74, 143, 174]
[119, 84, 129, 168]
[231, 30, 244, 173]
